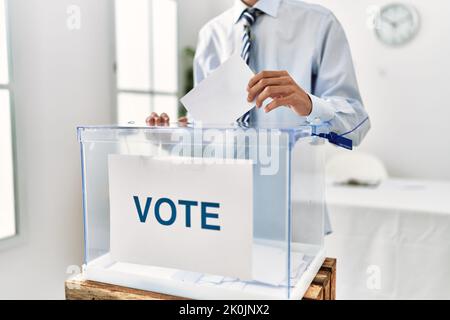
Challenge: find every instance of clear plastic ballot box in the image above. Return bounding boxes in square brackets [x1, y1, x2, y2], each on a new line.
[77, 123, 329, 300]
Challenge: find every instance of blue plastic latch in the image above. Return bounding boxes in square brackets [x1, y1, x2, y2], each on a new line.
[313, 132, 353, 150]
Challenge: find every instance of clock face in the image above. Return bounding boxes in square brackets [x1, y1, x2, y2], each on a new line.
[375, 3, 420, 46]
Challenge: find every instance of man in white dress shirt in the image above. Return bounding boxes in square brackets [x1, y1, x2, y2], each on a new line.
[147, 0, 371, 234]
[147, 0, 370, 146]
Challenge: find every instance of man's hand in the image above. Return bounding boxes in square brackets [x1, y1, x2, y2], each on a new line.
[145, 112, 188, 126]
[247, 71, 313, 116]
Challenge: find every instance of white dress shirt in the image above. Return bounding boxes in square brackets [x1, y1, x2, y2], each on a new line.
[193, 0, 370, 146]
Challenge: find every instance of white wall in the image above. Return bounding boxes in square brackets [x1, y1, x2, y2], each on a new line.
[0, 0, 114, 299]
[177, 0, 234, 94]
[305, 0, 450, 180]
[177, 0, 233, 51]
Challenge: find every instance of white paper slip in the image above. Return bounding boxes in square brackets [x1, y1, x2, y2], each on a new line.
[171, 271, 203, 283]
[200, 274, 225, 284]
[180, 53, 255, 125]
[252, 244, 287, 286]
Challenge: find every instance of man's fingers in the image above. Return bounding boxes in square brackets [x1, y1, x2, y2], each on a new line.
[146, 112, 171, 126]
[248, 70, 289, 88]
[248, 70, 289, 89]
[247, 76, 292, 102]
[160, 112, 170, 125]
[146, 112, 158, 126]
[264, 94, 294, 113]
[255, 85, 293, 108]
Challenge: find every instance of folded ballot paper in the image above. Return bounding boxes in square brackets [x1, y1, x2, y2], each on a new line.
[180, 53, 255, 125]
[170, 243, 310, 288]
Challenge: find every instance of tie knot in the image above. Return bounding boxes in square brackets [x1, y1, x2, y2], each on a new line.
[241, 8, 262, 27]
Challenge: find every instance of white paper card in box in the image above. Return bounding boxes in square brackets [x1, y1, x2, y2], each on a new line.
[108, 155, 254, 280]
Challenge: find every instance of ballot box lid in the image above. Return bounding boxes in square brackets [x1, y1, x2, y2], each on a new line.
[77, 123, 330, 143]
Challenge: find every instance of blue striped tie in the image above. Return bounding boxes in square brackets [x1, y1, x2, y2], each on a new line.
[238, 8, 262, 124]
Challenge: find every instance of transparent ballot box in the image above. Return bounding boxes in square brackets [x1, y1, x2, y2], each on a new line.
[78, 124, 328, 300]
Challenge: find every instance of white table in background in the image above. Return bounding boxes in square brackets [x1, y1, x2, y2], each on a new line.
[325, 178, 450, 300]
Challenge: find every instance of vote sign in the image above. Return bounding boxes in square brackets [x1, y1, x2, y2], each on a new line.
[108, 155, 253, 280]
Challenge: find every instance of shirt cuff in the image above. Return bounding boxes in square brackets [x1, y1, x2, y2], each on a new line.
[306, 94, 336, 123]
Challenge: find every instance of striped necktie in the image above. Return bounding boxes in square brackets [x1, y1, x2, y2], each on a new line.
[238, 8, 262, 124]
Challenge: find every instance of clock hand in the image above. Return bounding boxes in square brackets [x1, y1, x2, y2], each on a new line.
[383, 12, 413, 28]
[380, 15, 397, 28]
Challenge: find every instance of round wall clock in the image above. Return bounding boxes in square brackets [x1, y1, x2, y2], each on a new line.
[374, 3, 421, 46]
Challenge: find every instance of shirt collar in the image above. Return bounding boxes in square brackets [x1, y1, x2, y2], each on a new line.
[232, 0, 281, 24]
